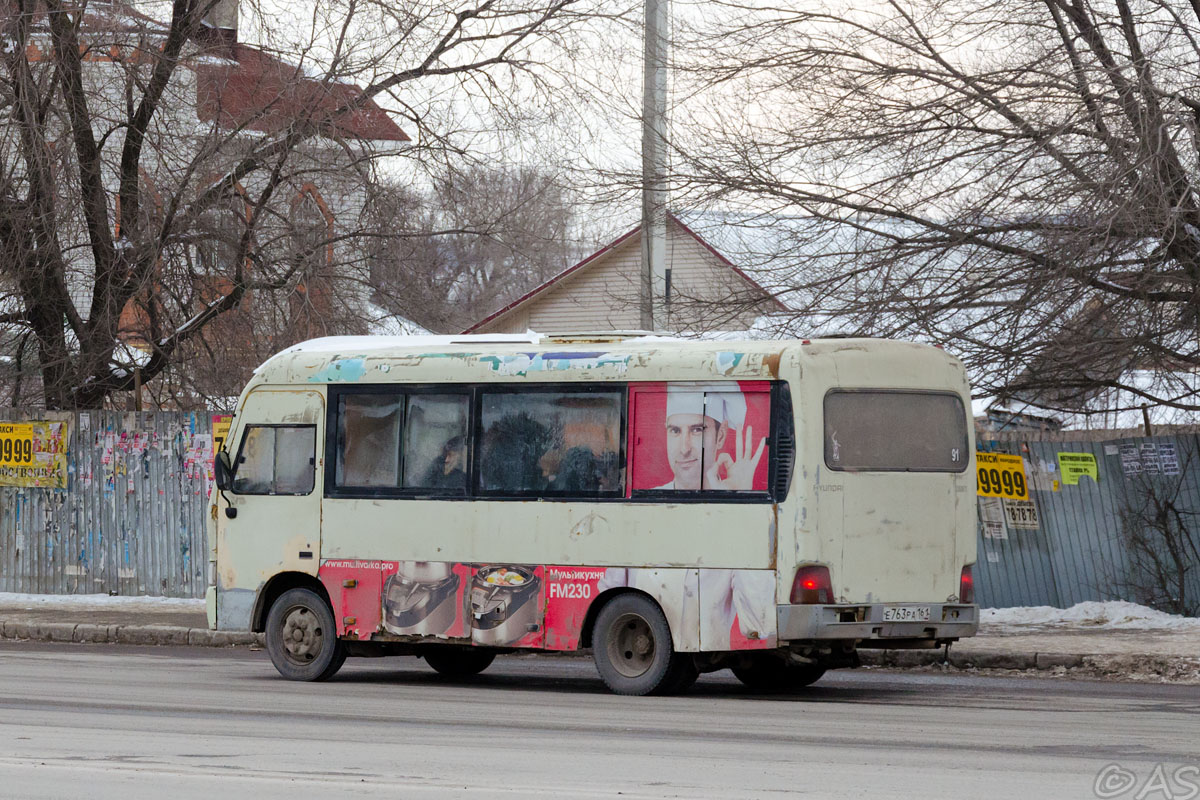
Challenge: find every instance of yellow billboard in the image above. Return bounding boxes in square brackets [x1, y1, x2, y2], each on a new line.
[0, 421, 69, 489]
[212, 414, 233, 457]
[976, 451, 1029, 500]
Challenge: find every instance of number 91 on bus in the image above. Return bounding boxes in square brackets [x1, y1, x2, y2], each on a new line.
[976, 452, 1028, 500]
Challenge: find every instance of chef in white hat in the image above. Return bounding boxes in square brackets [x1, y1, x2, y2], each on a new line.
[656, 386, 764, 491]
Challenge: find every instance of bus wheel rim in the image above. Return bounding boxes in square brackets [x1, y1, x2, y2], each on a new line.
[608, 613, 655, 678]
[280, 605, 322, 664]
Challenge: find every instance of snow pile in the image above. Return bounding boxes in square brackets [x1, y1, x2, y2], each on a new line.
[0, 592, 204, 611]
[983, 601, 1200, 631]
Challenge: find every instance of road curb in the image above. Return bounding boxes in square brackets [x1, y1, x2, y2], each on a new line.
[0, 622, 264, 648]
[859, 649, 1083, 671]
[0, 625, 1172, 675]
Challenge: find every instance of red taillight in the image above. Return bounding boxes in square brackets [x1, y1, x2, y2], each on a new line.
[960, 564, 974, 604]
[791, 565, 834, 604]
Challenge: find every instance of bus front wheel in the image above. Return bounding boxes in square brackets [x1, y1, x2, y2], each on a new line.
[265, 588, 347, 682]
[593, 594, 693, 696]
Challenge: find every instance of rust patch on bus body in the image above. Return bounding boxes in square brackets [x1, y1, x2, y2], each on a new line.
[763, 352, 781, 378]
[570, 511, 609, 538]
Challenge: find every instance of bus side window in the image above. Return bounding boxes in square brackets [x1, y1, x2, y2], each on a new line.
[232, 425, 315, 495]
[402, 394, 470, 492]
[336, 395, 403, 488]
[478, 391, 623, 495]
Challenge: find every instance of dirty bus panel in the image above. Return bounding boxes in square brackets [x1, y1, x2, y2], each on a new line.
[208, 335, 977, 694]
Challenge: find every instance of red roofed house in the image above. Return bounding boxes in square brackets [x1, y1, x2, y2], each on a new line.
[111, 1, 411, 399]
[192, 40, 408, 144]
[0, 0, 414, 406]
[465, 214, 786, 334]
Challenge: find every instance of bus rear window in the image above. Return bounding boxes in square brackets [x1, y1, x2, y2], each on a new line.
[824, 390, 967, 472]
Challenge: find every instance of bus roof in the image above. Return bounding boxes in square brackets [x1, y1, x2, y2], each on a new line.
[246, 334, 958, 388]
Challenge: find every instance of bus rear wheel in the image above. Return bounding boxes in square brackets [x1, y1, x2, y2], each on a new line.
[593, 594, 693, 696]
[731, 655, 825, 692]
[423, 648, 496, 677]
[265, 588, 346, 682]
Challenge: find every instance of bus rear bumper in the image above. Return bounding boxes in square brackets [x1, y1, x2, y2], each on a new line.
[777, 603, 978, 644]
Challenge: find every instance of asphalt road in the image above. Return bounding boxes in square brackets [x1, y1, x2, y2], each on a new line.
[0, 642, 1195, 800]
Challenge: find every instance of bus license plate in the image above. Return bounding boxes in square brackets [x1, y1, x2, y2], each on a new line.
[883, 605, 931, 622]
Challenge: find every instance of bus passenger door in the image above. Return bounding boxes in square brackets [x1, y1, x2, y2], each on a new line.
[215, 389, 324, 631]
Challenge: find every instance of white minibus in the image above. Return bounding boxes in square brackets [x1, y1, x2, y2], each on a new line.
[209, 333, 977, 695]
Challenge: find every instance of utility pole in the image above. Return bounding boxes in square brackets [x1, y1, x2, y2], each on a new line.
[640, 0, 669, 331]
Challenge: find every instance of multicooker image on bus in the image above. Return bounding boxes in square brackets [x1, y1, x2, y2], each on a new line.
[208, 333, 978, 695]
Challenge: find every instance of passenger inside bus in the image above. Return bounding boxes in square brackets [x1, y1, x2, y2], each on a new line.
[480, 411, 556, 492]
[479, 392, 622, 494]
[550, 446, 602, 492]
[422, 435, 467, 490]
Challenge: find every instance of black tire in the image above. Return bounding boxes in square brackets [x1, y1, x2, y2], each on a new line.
[592, 593, 691, 696]
[731, 655, 825, 692]
[265, 588, 347, 682]
[423, 648, 496, 677]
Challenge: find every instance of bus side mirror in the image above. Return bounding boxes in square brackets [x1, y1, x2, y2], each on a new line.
[215, 451, 233, 491]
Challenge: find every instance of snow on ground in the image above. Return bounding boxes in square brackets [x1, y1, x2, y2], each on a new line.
[983, 601, 1200, 631]
[0, 592, 203, 611]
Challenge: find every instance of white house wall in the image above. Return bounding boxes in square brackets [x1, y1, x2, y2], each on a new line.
[478, 222, 773, 334]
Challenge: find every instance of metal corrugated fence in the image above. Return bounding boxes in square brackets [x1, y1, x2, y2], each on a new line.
[0, 410, 211, 597]
[975, 433, 1200, 612]
[3, 408, 1196, 608]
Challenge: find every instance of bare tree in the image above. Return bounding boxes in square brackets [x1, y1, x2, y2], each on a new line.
[0, 0, 594, 408]
[668, 0, 1200, 416]
[366, 165, 581, 332]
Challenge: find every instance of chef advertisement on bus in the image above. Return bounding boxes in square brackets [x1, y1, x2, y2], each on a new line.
[632, 382, 770, 492]
[587, 381, 777, 650]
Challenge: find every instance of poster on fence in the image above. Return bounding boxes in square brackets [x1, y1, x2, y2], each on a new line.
[1118, 442, 1180, 477]
[1157, 442, 1181, 476]
[1002, 498, 1040, 529]
[978, 497, 1007, 539]
[1119, 443, 1141, 476]
[1057, 452, 1099, 485]
[211, 414, 232, 459]
[976, 452, 1030, 499]
[1139, 443, 1161, 474]
[0, 420, 69, 489]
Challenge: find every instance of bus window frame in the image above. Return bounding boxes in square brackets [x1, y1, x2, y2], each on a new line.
[472, 382, 629, 501]
[629, 382, 782, 504]
[230, 423, 318, 496]
[822, 387, 969, 474]
[324, 384, 475, 500]
[321, 381, 790, 504]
